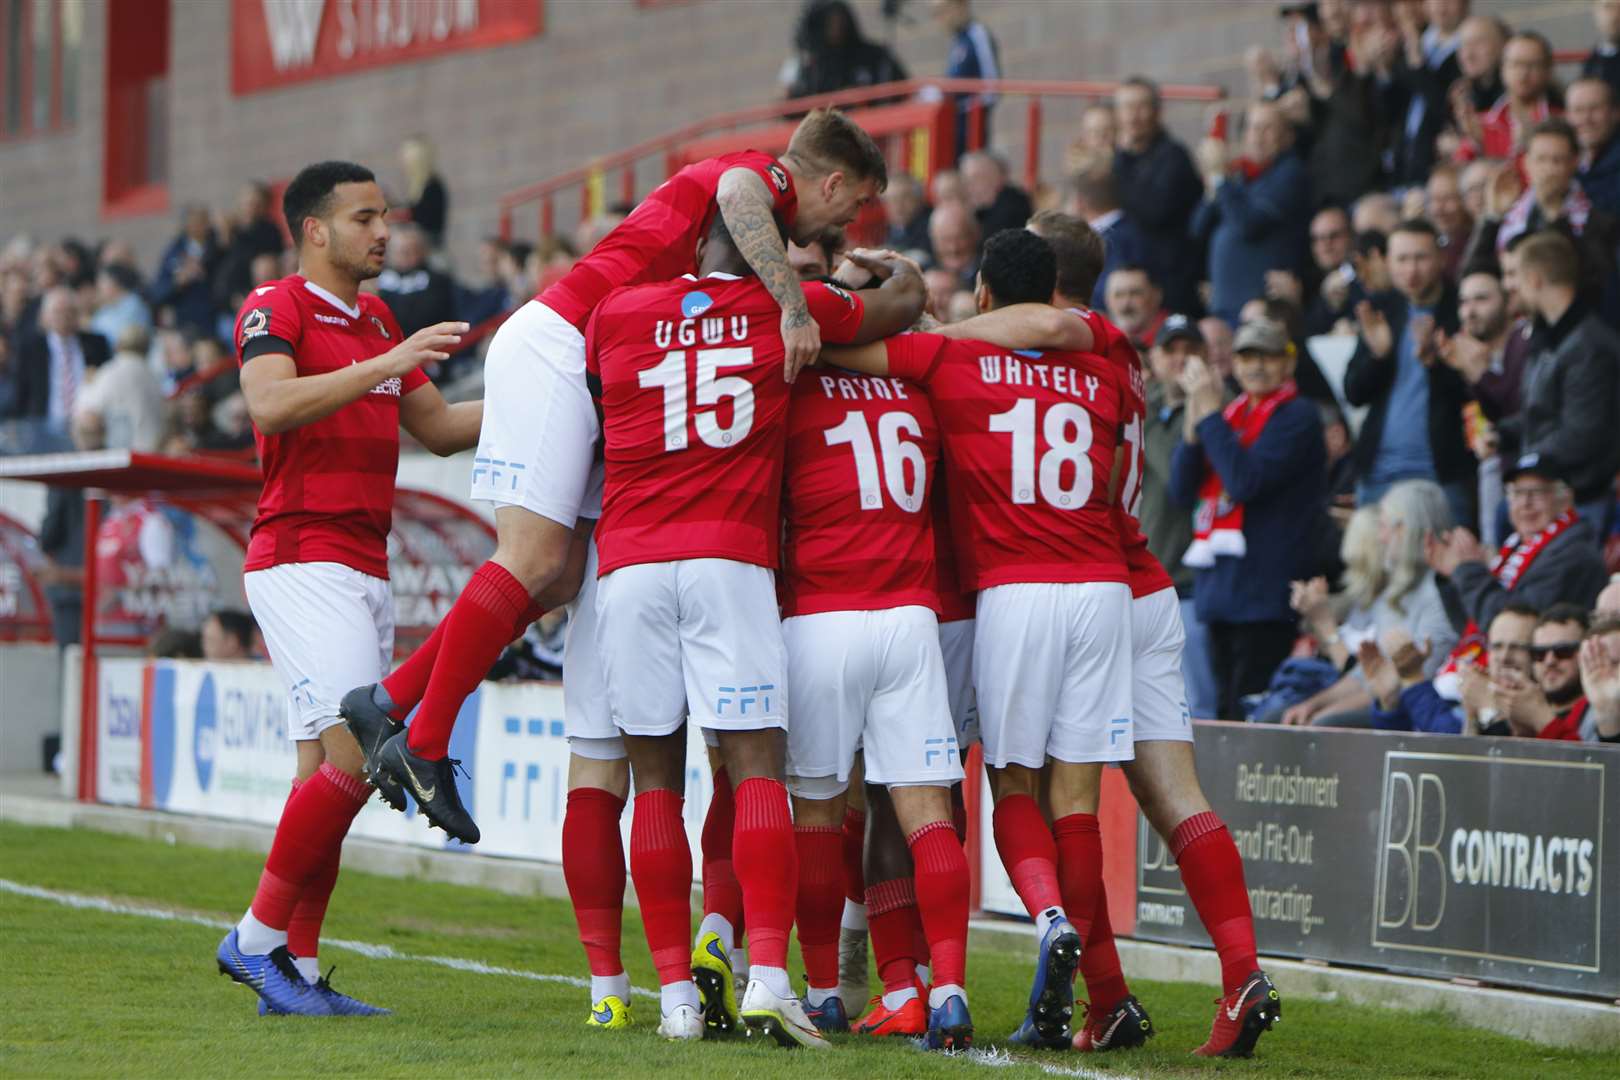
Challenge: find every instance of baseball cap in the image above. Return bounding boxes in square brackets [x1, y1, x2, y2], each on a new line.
[1503, 451, 1569, 484]
[1232, 319, 1290, 356]
[1155, 313, 1203, 349]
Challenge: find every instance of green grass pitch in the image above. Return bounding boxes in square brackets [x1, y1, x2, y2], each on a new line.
[0, 821, 1611, 1079]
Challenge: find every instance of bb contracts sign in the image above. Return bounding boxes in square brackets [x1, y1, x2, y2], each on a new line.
[1135, 725, 1617, 998]
[232, 0, 543, 95]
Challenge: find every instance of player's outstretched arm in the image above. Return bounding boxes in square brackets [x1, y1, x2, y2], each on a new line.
[934, 304, 1094, 352]
[820, 341, 891, 377]
[717, 167, 818, 382]
[846, 255, 926, 344]
[400, 381, 483, 456]
[241, 321, 466, 435]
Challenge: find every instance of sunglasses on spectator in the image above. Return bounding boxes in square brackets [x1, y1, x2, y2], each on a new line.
[1528, 642, 1580, 662]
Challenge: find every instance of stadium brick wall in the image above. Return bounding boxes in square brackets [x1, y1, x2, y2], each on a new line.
[0, 0, 1596, 272]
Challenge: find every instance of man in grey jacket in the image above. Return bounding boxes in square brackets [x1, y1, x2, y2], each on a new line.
[1427, 453, 1609, 630]
[1501, 230, 1620, 532]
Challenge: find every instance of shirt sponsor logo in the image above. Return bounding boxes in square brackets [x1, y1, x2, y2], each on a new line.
[313, 312, 350, 326]
[681, 290, 715, 318]
[371, 375, 404, 397]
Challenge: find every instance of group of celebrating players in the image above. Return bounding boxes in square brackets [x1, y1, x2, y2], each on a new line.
[210, 107, 1280, 1059]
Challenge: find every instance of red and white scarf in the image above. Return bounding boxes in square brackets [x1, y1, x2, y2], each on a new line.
[1433, 508, 1579, 698]
[1183, 382, 1297, 569]
[1490, 508, 1578, 588]
[1497, 182, 1592, 252]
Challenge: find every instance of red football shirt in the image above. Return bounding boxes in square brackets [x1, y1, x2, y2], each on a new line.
[234, 275, 423, 580]
[589, 273, 865, 575]
[884, 332, 1129, 590]
[541, 151, 798, 332]
[1073, 308, 1176, 599]
[779, 372, 940, 617]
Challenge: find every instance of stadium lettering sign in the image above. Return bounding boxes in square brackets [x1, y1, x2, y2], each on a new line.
[1135, 725, 1619, 999]
[231, 0, 544, 95]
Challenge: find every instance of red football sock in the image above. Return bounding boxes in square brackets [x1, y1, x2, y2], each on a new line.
[564, 787, 627, 978]
[840, 808, 866, 905]
[278, 780, 339, 962]
[908, 821, 968, 991]
[629, 788, 692, 987]
[407, 561, 530, 759]
[794, 824, 844, 989]
[250, 764, 369, 931]
[866, 877, 922, 993]
[732, 777, 797, 970]
[701, 767, 743, 928]
[1173, 811, 1259, 995]
[1054, 812, 1103, 942]
[1080, 884, 1131, 1014]
[992, 793, 1065, 920]
[383, 599, 544, 721]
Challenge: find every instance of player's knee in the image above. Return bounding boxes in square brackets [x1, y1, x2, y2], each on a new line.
[991, 763, 1041, 800]
[491, 514, 571, 593]
[568, 743, 629, 800]
[315, 722, 366, 780]
[888, 783, 952, 834]
[788, 775, 849, 817]
[715, 727, 786, 784]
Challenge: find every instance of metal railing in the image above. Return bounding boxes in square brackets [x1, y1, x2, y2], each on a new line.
[496, 76, 1226, 244]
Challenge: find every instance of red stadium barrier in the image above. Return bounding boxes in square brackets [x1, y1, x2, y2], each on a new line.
[496, 76, 1226, 246]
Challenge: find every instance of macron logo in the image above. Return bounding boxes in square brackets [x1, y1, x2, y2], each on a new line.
[254, 285, 276, 296]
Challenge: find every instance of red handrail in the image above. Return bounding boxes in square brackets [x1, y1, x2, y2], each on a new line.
[498, 76, 1226, 242]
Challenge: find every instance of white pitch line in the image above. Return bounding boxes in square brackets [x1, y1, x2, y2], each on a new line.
[4, 877, 1141, 1078]
[0, 877, 656, 1000]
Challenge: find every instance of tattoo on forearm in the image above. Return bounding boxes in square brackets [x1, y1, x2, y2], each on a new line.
[719, 181, 808, 324]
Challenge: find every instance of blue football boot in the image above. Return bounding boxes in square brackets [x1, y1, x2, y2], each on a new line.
[924, 993, 973, 1051]
[216, 930, 331, 1015]
[802, 993, 850, 1033]
[312, 966, 392, 1015]
[1016, 916, 1082, 1044]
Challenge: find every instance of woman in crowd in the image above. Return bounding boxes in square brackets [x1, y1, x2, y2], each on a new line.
[1278, 479, 1460, 727]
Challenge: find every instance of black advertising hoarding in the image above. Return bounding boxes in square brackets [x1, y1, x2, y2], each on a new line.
[1134, 725, 1618, 998]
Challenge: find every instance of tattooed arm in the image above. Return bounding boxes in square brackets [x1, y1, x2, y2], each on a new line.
[717, 167, 818, 382]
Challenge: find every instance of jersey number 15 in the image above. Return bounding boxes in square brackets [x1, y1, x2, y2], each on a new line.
[639, 347, 754, 451]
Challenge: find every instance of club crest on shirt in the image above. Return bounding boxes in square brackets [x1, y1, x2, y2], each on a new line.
[767, 163, 790, 192]
[240, 306, 271, 345]
[825, 283, 854, 306]
[681, 291, 714, 318]
[370, 315, 390, 339]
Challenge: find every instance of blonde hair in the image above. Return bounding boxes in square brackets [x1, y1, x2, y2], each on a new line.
[786, 109, 888, 190]
[1339, 506, 1386, 613]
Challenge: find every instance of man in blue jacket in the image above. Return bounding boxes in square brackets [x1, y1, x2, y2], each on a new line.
[1171, 319, 1325, 719]
[1192, 102, 1312, 327]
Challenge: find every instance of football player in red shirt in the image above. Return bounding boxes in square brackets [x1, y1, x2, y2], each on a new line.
[1028, 211, 1276, 1058]
[824, 228, 1132, 1050]
[588, 215, 923, 1046]
[778, 251, 973, 1050]
[214, 161, 481, 1016]
[343, 109, 896, 848]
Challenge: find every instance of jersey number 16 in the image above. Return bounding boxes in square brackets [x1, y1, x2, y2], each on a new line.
[824, 410, 926, 513]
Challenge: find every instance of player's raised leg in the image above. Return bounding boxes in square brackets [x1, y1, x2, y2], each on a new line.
[363, 304, 600, 842]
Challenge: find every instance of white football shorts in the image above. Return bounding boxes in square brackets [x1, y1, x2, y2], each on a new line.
[469, 300, 603, 528]
[594, 558, 786, 738]
[1131, 586, 1193, 743]
[938, 616, 979, 749]
[562, 534, 624, 759]
[783, 606, 963, 796]
[244, 561, 394, 742]
[974, 581, 1135, 768]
